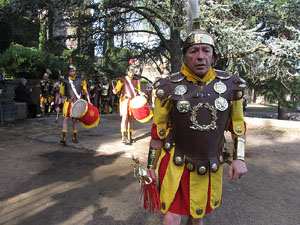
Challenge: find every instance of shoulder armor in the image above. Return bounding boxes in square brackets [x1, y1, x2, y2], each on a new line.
[215, 70, 247, 100]
[153, 78, 170, 100]
[153, 77, 163, 89]
[215, 70, 232, 80]
[230, 75, 247, 100]
[132, 76, 141, 81]
[116, 77, 124, 82]
[168, 72, 185, 83]
[232, 76, 247, 86]
[76, 76, 83, 81]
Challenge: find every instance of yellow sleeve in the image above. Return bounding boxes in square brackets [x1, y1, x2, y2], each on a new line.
[59, 83, 65, 98]
[152, 96, 172, 139]
[230, 99, 246, 135]
[114, 80, 123, 94]
[137, 81, 141, 92]
[81, 79, 88, 93]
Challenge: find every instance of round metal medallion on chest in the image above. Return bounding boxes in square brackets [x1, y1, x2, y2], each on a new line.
[213, 81, 227, 94]
[174, 85, 187, 96]
[156, 89, 165, 98]
[215, 97, 228, 111]
[176, 99, 191, 113]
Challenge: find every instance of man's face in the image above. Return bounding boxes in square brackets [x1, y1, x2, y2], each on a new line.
[69, 69, 76, 77]
[184, 44, 215, 77]
[128, 70, 134, 78]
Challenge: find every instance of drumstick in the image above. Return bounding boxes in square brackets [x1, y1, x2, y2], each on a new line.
[134, 87, 145, 96]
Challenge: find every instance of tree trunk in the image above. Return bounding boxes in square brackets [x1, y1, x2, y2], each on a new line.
[277, 81, 286, 120]
[48, 9, 54, 43]
[252, 88, 257, 103]
[168, 0, 184, 73]
[169, 29, 182, 73]
[39, 11, 47, 51]
[277, 102, 286, 120]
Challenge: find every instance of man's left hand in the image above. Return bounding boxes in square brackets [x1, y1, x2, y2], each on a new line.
[228, 160, 247, 180]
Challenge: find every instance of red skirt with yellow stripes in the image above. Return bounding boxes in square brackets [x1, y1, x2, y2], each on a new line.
[159, 152, 215, 215]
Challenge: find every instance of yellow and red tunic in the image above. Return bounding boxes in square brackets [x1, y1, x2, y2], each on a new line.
[59, 75, 88, 118]
[114, 76, 141, 116]
[151, 64, 246, 218]
[39, 79, 54, 104]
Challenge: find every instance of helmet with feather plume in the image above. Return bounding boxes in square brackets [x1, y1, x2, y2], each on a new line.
[182, 0, 215, 54]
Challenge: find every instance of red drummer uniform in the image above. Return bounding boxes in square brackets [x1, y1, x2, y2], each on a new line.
[150, 64, 247, 218]
[114, 76, 141, 116]
[59, 75, 88, 117]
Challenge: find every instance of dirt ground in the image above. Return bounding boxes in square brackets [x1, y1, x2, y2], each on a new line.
[0, 114, 300, 225]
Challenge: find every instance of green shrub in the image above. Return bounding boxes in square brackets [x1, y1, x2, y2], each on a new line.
[61, 49, 97, 77]
[0, 44, 65, 79]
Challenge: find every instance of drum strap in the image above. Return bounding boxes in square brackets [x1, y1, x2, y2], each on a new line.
[125, 76, 137, 97]
[68, 77, 81, 100]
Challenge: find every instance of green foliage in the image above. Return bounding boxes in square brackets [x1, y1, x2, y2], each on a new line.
[95, 0, 186, 72]
[102, 46, 137, 77]
[44, 40, 68, 56]
[0, 3, 39, 52]
[0, 0, 10, 7]
[288, 76, 300, 109]
[2, 0, 299, 117]
[0, 16, 12, 53]
[61, 49, 97, 77]
[0, 44, 64, 79]
[260, 75, 300, 110]
[231, 0, 300, 115]
[72, 54, 95, 76]
[12, 16, 39, 48]
[61, 49, 73, 60]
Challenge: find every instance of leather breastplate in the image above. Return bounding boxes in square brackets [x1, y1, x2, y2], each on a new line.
[155, 71, 246, 174]
[120, 77, 139, 99]
[63, 77, 83, 102]
[40, 80, 52, 97]
[101, 83, 110, 96]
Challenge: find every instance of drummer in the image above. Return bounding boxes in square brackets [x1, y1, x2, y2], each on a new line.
[59, 65, 91, 145]
[113, 62, 142, 144]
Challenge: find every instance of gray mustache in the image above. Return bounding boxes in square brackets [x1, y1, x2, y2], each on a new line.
[197, 59, 206, 64]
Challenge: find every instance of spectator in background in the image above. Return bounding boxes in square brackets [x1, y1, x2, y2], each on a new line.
[14, 78, 37, 118]
[113, 67, 142, 144]
[53, 75, 64, 123]
[98, 75, 113, 114]
[243, 98, 247, 112]
[37, 72, 54, 117]
[0, 67, 5, 96]
[87, 78, 98, 106]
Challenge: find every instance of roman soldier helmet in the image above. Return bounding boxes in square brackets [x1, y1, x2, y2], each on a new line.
[103, 73, 108, 81]
[182, 0, 216, 54]
[127, 58, 137, 74]
[69, 64, 76, 71]
[43, 72, 50, 78]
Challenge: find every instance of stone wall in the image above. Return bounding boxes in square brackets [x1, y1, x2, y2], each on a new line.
[1, 79, 41, 105]
[1, 79, 41, 122]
